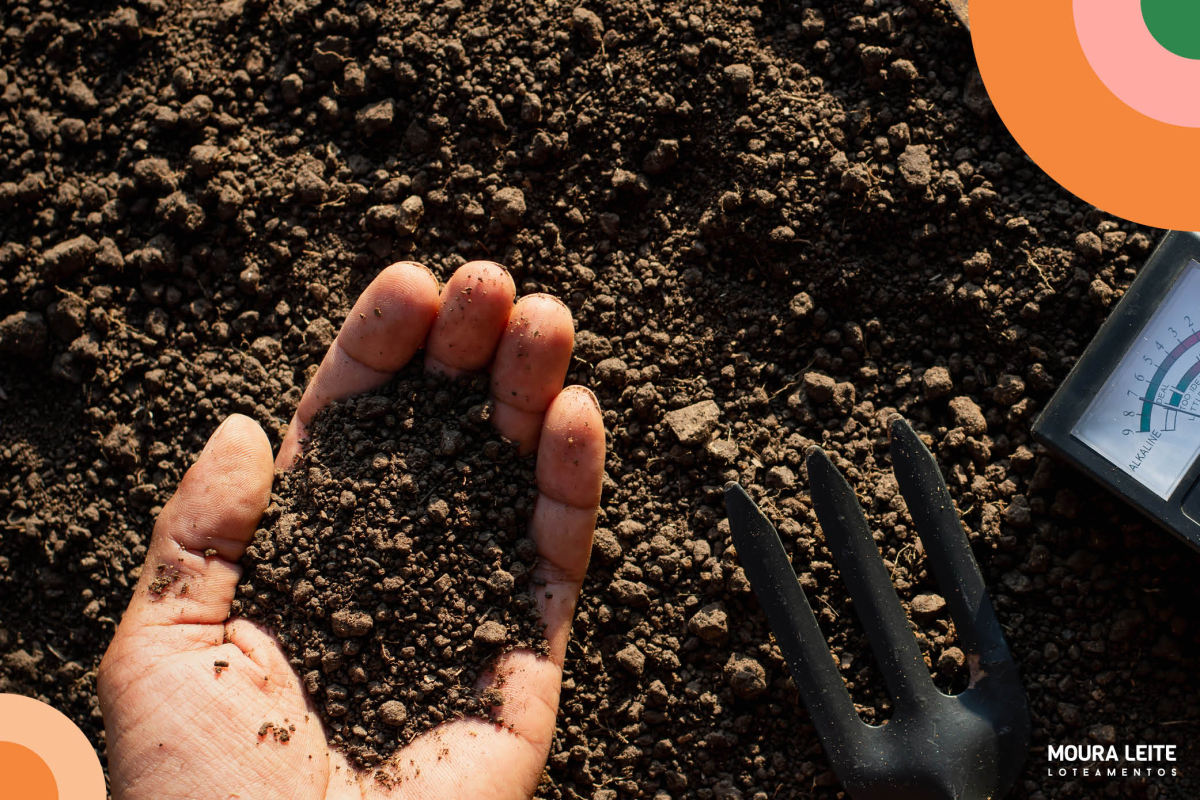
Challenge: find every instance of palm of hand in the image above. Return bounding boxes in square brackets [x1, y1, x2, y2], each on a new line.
[98, 262, 605, 799]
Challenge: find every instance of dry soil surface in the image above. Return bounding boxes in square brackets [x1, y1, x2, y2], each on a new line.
[0, 1, 1196, 798]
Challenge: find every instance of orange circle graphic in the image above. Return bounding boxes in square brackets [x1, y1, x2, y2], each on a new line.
[0, 741, 58, 800]
[0, 694, 105, 800]
[971, 0, 1200, 229]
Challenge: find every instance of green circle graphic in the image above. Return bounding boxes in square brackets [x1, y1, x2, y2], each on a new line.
[1142, 0, 1200, 60]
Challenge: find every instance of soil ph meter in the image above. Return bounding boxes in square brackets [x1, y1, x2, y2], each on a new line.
[1034, 231, 1200, 549]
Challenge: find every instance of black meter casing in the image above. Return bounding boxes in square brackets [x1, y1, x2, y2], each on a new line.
[1033, 231, 1200, 550]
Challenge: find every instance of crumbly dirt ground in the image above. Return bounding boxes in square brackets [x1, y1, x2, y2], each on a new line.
[0, 0, 1197, 798]
[233, 362, 547, 769]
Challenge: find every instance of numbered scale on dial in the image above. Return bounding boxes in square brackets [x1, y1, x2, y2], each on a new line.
[1035, 232, 1200, 549]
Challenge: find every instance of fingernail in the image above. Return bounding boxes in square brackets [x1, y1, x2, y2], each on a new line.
[581, 385, 601, 412]
[524, 292, 572, 313]
[391, 260, 441, 291]
[572, 385, 602, 414]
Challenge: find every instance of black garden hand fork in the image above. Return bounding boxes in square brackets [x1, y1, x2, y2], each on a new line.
[725, 417, 1030, 800]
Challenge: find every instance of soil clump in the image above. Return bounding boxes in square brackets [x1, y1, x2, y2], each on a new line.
[233, 361, 547, 769]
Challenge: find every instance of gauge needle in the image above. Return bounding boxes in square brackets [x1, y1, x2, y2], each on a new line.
[1141, 397, 1200, 421]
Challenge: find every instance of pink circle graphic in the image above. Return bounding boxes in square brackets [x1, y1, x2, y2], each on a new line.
[1074, 0, 1200, 128]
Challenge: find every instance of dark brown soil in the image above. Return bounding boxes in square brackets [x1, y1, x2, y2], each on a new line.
[2, 0, 1199, 798]
[232, 361, 547, 769]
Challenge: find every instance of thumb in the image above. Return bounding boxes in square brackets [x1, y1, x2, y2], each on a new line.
[118, 414, 274, 630]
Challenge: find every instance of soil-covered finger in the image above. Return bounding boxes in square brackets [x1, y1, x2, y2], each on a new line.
[490, 295, 575, 449]
[522, 387, 605, 662]
[123, 415, 273, 628]
[277, 263, 440, 467]
[354, 711, 548, 800]
[535, 386, 605, 510]
[425, 261, 516, 377]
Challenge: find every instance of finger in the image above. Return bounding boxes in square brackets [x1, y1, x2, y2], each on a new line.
[424, 261, 516, 377]
[357, 714, 549, 800]
[529, 386, 605, 660]
[276, 262, 440, 468]
[490, 294, 575, 451]
[120, 414, 274, 629]
[391, 388, 603, 787]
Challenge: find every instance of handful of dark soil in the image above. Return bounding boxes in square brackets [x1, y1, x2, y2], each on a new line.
[232, 361, 548, 768]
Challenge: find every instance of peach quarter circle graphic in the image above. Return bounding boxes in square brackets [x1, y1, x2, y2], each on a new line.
[1073, 0, 1200, 128]
[0, 741, 58, 800]
[971, 0, 1200, 229]
[0, 694, 105, 800]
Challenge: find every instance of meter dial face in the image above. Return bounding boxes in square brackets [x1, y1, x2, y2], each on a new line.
[1073, 261, 1200, 499]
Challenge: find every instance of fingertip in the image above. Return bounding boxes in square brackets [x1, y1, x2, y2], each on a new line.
[225, 415, 274, 505]
[562, 382, 600, 414]
[166, 414, 275, 558]
[536, 386, 606, 509]
[200, 413, 274, 490]
[512, 293, 575, 340]
[211, 413, 273, 464]
[426, 261, 517, 375]
[548, 384, 604, 427]
[384, 259, 442, 295]
[339, 262, 442, 371]
[463, 260, 516, 295]
[373, 260, 442, 307]
[492, 295, 575, 415]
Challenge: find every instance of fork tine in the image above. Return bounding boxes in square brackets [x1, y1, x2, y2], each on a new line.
[805, 447, 937, 710]
[887, 417, 1013, 665]
[724, 483, 867, 753]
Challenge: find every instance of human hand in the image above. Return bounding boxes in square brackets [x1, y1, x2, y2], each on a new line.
[97, 261, 606, 799]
